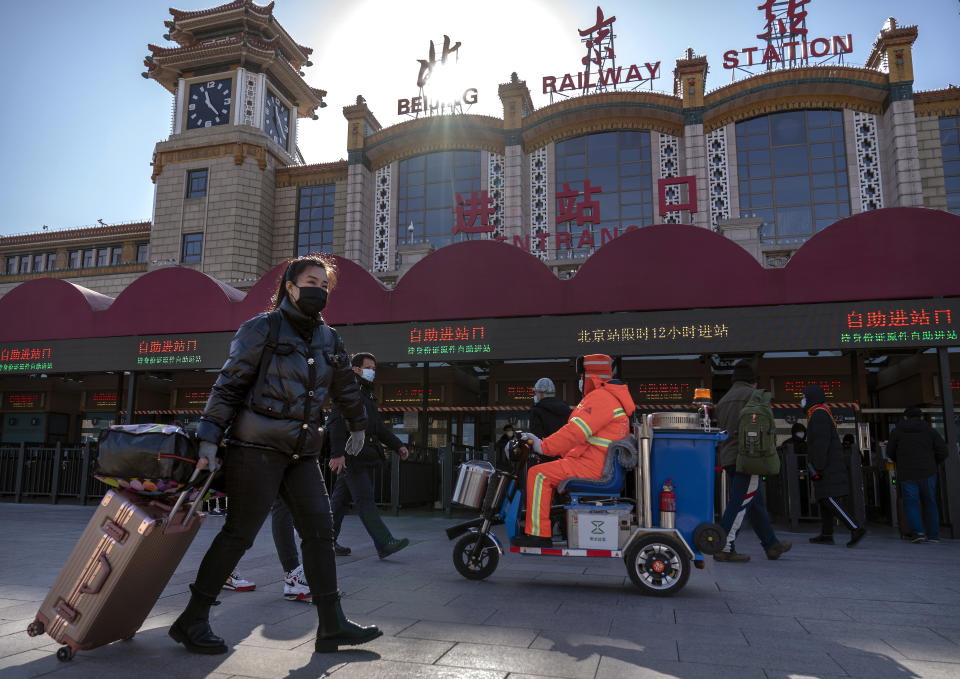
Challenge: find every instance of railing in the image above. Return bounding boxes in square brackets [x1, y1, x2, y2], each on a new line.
[0, 443, 108, 504]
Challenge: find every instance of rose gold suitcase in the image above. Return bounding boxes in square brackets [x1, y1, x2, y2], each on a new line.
[27, 476, 212, 662]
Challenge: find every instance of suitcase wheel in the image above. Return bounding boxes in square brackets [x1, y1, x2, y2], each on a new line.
[26, 620, 44, 637]
[56, 646, 73, 662]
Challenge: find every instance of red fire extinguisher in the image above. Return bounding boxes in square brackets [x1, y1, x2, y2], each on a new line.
[659, 478, 676, 529]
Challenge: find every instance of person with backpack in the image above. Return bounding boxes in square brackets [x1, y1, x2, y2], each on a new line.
[168, 254, 382, 655]
[887, 407, 948, 543]
[805, 385, 867, 547]
[713, 361, 792, 562]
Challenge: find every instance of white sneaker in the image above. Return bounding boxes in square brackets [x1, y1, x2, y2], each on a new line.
[222, 571, 256, 591]
[282, 565, 311, 602]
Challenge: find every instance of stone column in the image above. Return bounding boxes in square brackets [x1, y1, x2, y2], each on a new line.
[342, 97, 383, 268]
[674, 51, 710, 229]
[499, 74, 535, 244]
[866, 19, 923, 207]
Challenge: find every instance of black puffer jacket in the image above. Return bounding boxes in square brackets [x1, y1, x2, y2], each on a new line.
[887, 418, 948, 481]
[328, 379, 403, 468]
[197, 298, 366, 457]
[528, 397, 572, 439]
[804, 385, 848, 498]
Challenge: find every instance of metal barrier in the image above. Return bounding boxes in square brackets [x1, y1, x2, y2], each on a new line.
[0, 442, 107, 505]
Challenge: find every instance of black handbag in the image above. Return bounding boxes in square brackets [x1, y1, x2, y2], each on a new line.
[96, 424, 198, 485]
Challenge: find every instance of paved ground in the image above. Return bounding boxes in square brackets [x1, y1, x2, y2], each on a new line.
[1, 501, 958, 679]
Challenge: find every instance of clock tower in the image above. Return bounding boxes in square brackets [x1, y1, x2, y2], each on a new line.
[143, 0, 326, 285]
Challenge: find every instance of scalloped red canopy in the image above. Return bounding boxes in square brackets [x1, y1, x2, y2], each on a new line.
[1, 207, 957, 342]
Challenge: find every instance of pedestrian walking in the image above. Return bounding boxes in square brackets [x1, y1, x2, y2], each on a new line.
[328, 352, 410, 558]
[887, 407, 948, 543]
[805, 385, 867, 547]
[168, 254, 381, 655]
[714, 360, 792, 562]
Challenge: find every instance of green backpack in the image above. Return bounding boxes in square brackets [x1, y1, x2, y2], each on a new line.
[736, 389, 780, 475]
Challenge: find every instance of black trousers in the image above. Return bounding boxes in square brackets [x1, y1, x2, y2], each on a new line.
[193, 445, 337, 599]
[330, 464, 393, 550]
[817, 494, 860, 536]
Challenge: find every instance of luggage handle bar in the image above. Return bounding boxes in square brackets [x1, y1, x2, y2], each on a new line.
[79, 554, 111, 595]
[166, 468, 216, 526]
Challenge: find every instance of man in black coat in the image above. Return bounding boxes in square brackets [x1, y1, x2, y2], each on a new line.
[887, 407, 948, 542]
[328, 353, 410, 558]
[804, 384, 866, 546]
[528, 377, 572, 439]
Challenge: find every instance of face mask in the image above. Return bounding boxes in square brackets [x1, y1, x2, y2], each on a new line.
[361, 368, 375, 383]
[504, 431, 513, 439]
[800, 396, 807, 408]
[294, 286, 327, 316]
[796, 432, 805, 440]
[578, 377, 584, 394]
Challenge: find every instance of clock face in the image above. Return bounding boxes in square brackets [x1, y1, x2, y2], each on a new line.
[264, 91, 290, 148]
[186, 78, 232, 129]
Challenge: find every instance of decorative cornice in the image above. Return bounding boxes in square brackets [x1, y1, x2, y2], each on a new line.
[705, 94, 883, 133]
[364, 115, 506, 170]
[914, 88, 960, 117]
[0, 263, 148, 284]
[0, 222, 151, 248]
[151, 141, 281, 181]
[170, 1, 274, 22]
[525, 115, 683, 152]
[275, 161, 348, 188]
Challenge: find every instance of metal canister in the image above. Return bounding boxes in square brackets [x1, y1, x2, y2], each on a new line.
[451, 460, 496, 509]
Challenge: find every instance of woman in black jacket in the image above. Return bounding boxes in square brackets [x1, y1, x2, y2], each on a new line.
[169, 254, 381, 655]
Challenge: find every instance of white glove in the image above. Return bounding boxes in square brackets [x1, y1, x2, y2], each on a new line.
[197, 441, 219, 473]
[345, 430, 366, 456]
[521, 432, 542, 454]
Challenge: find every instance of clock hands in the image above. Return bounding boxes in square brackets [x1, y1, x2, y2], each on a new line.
[273, 108, 286, 140]
[204, 90, 218, 115]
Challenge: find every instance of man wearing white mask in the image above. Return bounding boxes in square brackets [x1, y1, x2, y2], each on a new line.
[328, 353, 410, 558]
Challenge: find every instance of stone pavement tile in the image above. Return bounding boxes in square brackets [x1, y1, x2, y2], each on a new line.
[0, 649, 67, 679]
[294, 634, 454, 664]
[932, 626, 960, 644]
[897, 658, 960, 679]
[399, 620, 539, 648]
[843, 607, 960, 629]
[484, 605, 615, 633]
[0, 586, 49, 602]
[674, 609, 806, 633]
[607, 605, 679, 627]
[436, 642, 600, 679]
[347, 586, 459, 606]
[728, 599, 853, 621]
[0, 627, 61, 658]
[356, 615, 418, 637]
[0, 619, 35, 637]
[375, 601, 497, 624]
[595, 656, 766, 679]
[882, 636, 960, 663]
[325, 658, 505, 679]
[610, 618, 749, 646]
[529, 630, 679, 662]
[677, 639, 846, 675]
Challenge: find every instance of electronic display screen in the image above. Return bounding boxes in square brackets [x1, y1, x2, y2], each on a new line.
[498, 382, 535, 405]
[630, 380, 697, 403]
[3, 392, 45, 410]
[87, 391, 119, 410]
[381, 385, 442, 406]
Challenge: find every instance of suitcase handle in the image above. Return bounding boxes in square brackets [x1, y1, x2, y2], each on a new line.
[166, 469, 217, 526]
[79, 554, 111, 595]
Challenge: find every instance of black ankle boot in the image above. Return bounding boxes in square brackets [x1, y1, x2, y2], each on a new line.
[314, 592, 382, 653]
[169, 585, 228, 655]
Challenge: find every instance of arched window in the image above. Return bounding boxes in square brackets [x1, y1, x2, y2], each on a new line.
[736, 110, 850, 242]
[554, 130, 653, 256]
[396, 150, 483, 250]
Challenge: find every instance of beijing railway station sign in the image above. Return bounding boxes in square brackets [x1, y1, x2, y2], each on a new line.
[397, 34, 478, 117]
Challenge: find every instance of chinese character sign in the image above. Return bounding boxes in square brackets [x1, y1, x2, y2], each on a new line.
[407, 325, 491, 357]
[0, 346, 54, 373]
[416, 35, 461, 89]
[451, 191, 496, 234]
[840, 306, 957, 346]
[556, 181, 601, 226]
[757, 0, 809, 40]
[579, 6, 617, 69]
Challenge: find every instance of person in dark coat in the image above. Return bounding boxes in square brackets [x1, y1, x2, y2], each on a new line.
[805, 384, 866, 547]
[528, 377, 572, 440]
[495, 423, 516, 468]
[887, 407, 948, 542]
[328, 352, 410, 558]
[713, 361, 791, 562]
[170, 254, 381, 655]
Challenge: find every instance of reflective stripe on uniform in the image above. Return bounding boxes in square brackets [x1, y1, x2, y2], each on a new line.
[531, 472, 547, 536]
[571, 417, 592, 438]
[613, 408, 626, 417]
[587, 436, 613, 447]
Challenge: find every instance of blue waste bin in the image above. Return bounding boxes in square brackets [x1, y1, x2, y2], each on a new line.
[649, 430, 726, 557]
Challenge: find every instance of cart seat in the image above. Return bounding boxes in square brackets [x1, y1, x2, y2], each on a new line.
[558, 436, 639, 497]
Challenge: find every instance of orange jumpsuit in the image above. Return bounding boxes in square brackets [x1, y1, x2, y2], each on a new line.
[524, 357, 636, 538]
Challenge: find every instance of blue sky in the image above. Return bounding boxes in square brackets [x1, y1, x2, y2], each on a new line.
[0, 0, 957, 236]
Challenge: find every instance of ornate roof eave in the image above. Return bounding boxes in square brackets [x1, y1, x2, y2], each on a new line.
[0, 222, 151, 248]
[914, 87, 960, 117]
[145, 41, 324, 116]
[363, 115, 507, 170]
[275, 160, 348, 188]
[165, 1, 311, 68]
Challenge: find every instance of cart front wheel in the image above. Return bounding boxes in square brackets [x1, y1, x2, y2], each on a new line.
[453, 533, 499, 581]
[624, 534, 690, 596]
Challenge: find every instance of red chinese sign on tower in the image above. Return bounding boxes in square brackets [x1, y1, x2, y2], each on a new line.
[579, 6, 616, 70]
[756, 0, 809, 40]
[556, 181, 602, 226]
